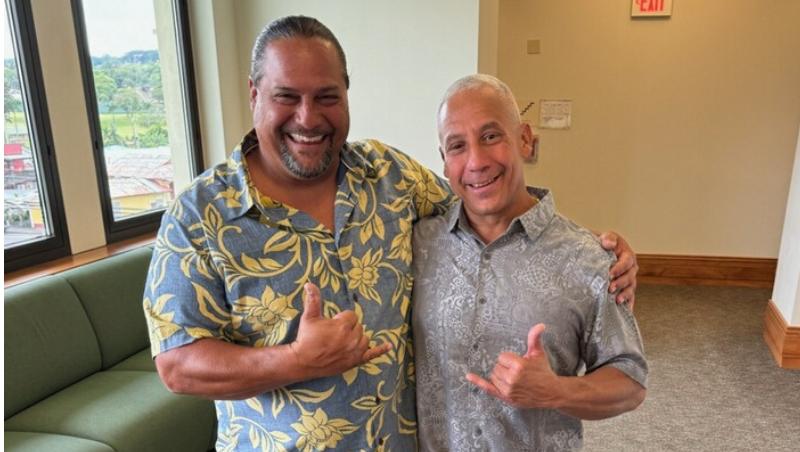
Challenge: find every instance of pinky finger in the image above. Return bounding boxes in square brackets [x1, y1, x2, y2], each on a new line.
[465, 373, 502, 399]
[362, 342, 392, 362]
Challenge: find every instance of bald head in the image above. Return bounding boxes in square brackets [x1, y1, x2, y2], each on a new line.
[437, 74, 521, 130]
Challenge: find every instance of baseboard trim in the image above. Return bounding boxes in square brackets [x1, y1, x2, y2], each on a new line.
[763, 300, 800, 369]
[638, 254, 776, 288]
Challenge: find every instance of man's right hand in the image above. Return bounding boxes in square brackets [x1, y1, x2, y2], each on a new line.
[289, 282, 391, 379]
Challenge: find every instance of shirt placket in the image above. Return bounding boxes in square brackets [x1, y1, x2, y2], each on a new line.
[467, 240, 493, 446]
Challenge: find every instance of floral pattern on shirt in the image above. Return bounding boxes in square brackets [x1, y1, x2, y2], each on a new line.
[143, 130, 454, 451]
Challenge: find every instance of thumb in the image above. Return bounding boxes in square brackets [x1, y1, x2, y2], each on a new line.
[301, 282, 323, 320]
[525, 323, 546, 358]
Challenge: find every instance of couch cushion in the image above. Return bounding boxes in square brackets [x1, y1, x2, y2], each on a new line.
[61, 247, 153, 369]
[4, 277, 102, 419]
[4, 431, 114, 452]
[108, 349, 156, 372]
[4, 370, 216, 452]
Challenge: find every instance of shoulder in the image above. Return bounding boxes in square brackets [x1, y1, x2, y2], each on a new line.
[413, 213, 451, 243]
[348, 139, 431, 174]
[411, 212, 456, 270]
[349, 138, 413, 160]
[542, 214, 615, 296]
[165, 158, 240, 226]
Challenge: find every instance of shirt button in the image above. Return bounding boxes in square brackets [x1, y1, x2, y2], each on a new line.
[352, 293, 359, 303]
[472, 343, 479, 351]
[475, 427, 482, 436]
[478, 297, 486, 304]
[377, 437, 384, 446]
[483, 252, 492, 261]
[471, 386, 480, 394]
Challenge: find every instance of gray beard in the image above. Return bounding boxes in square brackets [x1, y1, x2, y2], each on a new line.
[279, 140, 334, 179]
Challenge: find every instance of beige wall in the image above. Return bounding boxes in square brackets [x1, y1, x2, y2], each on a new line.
[31, 0, 105, 253]
[478, 0, 500, 75]
[189, 0, 247, 166]
[495, 0, 800, 257]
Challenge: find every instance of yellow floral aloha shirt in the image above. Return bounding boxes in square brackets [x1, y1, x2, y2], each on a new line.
[143, 130, 454, 451]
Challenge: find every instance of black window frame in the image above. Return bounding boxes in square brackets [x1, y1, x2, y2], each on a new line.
[71, 0, 203, 243]
[4, 0, 71, 272]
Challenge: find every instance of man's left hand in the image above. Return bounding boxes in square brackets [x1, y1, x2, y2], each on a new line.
[599, 231, 638, 308]
[465, 324, 563, 409]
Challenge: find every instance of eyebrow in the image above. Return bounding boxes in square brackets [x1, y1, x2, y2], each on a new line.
[272, 85, 341, 94]
[479, 121, 503, 133]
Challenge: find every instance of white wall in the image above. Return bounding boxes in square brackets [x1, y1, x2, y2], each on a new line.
[214, 0, 481, 174]
[772, 127, 800, 325]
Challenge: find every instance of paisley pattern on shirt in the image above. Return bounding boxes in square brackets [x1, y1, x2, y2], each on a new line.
[143, 130, 454, 451]
[412, 188, 648, 452]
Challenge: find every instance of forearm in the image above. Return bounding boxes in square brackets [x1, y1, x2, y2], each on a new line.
[155, 338, 312, 400]
[554, 366, 646, 420]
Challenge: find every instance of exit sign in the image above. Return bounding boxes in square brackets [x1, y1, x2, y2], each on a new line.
[631, 0, 673, 17]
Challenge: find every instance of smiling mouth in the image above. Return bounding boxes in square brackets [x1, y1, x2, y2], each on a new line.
[466, 173, 501, 189]
[287, 133, 328, 145]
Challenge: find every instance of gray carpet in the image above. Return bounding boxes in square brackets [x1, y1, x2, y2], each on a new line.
[583, 284, 800, 452]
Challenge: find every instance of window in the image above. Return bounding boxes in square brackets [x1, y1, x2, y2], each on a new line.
[72, 0, 202, 242]
[4, 0, 70, 271]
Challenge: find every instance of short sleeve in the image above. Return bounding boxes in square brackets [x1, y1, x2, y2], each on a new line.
[583, 289, 649, 388]
[404, 154, 456, 219]
[142, 198, 231, 357]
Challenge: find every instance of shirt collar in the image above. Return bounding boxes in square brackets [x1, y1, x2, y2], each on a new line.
[446, 186, 555, 243]
[218, 129, 378, 221]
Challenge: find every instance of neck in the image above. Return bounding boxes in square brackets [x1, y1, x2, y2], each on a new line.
[466, 194, 538, 244]
[245, 151, 339, 230]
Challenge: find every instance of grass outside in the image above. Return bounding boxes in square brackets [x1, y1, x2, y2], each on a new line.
[4, 112, 163, 142]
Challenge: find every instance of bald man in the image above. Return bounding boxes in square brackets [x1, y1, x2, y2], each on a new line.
[412, 74, 648, 451]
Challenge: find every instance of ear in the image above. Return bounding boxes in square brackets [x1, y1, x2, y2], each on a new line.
[520, 122, 536, 160]
[248, 79, 258, 111]
[437, 144, 449, 176]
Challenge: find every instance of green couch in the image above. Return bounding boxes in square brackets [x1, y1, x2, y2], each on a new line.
[4, 247, 216, 452]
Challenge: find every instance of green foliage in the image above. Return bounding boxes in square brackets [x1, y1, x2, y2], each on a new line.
[93, 71, 117, 113]
[99, 113, 168, 148]
[112, 86, 144, 116]
[5, 64, 23, 133]
[5, 51, 168, 144]
[4, 208, 31, 228]
[101, 121, 124, 146]
[5, 66, 22, 110]
[139, 123, 169, 148]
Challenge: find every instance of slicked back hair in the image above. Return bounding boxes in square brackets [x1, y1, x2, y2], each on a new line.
[250, 15, 349, 88]
[437, 74, 521, 125]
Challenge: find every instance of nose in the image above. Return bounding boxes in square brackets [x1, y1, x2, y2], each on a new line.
[295, 97, 322, 129]
[465, 142, 490, 173]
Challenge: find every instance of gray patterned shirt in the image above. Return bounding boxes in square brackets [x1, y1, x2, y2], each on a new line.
[412, 187, 648, 451]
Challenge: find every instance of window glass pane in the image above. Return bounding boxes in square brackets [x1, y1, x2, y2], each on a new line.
[4, 5, 51, 248]
[81, 0, 192, 221]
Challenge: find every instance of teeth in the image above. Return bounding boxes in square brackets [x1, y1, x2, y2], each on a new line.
[467, 174, 500, 188]
[289, 134, 325, 144]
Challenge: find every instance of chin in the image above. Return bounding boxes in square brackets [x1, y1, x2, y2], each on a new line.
[464, 202, 500, 216]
